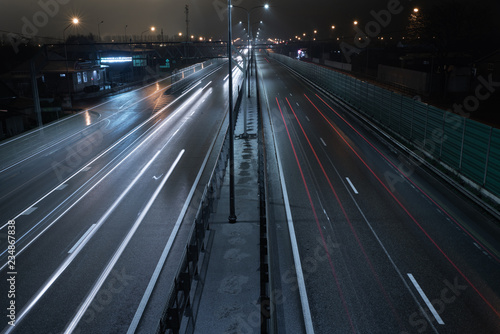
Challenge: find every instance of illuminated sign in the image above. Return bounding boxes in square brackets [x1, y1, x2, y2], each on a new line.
[101, 57, 132, 63]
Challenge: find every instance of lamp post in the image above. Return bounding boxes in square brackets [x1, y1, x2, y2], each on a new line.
[141, 26, 155, 42]
[98, 20, 104, 42]
[63, 17, 79, 100]
[124, 25, 128, 43]
[228, 0, 237, 224]
[231, 3, 269, 98]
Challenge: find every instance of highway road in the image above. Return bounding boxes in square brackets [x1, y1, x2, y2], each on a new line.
[1, 49, 499, 334]
[258, 52, 500, 334]
[0, 59, 244, 333]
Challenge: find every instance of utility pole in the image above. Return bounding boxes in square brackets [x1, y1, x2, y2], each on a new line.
[228, 0, 236, 224]
[30, 60, 43, 129]
[185, 5, 189, 43]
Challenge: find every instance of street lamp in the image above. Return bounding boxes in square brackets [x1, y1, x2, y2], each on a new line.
[353, 20, 359, 25]
[227, 0, 236, 224]
[413, 7, 419, 13]
[63, 17, 79, 42]
[231, 3, 270, 98]
[63, 17, 79, 102]
[98, 20, 104, 42]
[141, 26, 155, 42]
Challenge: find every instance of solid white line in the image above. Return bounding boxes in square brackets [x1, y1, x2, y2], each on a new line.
[0, 61, 222, 149]
[21, 207, 37, 216]
[56, 184, 68, 191]
[408, 273, 445, 325]
[346, 177, 359, 194]
[3, 148, 166, 333]
[127, 75, 227, 332]
[64, 150, 184, 333]
[319, 147, 440, 333]
[320, 137, 327, 147]
[127, 144, 215, 333]
[0, 77, 206, 234]
[202, 81, 213, 90]
[276, 137, 315, 334]
[68, 224, 97, 254]
[260, 67, 315, 334]
[0, 82, 206, 266]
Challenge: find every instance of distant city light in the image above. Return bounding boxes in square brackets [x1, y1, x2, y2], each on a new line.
[101, 56, 132, 63]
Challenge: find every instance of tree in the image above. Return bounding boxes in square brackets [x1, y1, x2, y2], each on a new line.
[405, 0, 497, 54]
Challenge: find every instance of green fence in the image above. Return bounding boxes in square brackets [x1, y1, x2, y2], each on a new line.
[269, 53, 500, 198]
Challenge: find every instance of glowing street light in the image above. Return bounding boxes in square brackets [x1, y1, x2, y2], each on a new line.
[353, 20, 359, 25]
[331, 25, 336, 29]
[141, 26, 155, 41]
[98, 20, 104, 42]
[63, 17, 79, 100]
[231, 3, 270, 98]
[413, 7, 419, 13]
[63, 17, 79, 42]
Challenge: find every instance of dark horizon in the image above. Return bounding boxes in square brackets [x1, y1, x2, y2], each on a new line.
[1, 0, 498, 43]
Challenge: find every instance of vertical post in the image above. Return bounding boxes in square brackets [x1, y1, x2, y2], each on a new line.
[440, 112, 446, 158]
[389, 91, 393, 128]
[64, 42, 72, 105]
[399, 94, 403, 134]
[228, 0, 237, 224]
[459, 118, 467, 170]
[410, 98, 415, 141]
[247, 11, 251, 98]
[483, 127, 493, 186]
[30, 60, 43, 129]
[423, 104, 429, 147]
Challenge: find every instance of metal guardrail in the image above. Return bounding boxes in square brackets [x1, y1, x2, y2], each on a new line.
[256, 51, 271, 334]
[155, 73, 246, 334]
[269, 52, 500, 202]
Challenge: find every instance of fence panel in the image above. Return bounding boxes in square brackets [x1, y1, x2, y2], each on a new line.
[485, 129, 500, 195]
[400, 96, 415, 140]
[441, 113, 465, 170]
[269, 53, 499, 198]
[461, 120, 491, 185]
[424, 106, 445, 154]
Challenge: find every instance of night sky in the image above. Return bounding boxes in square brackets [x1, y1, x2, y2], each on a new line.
[0, 0, 498, 42]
